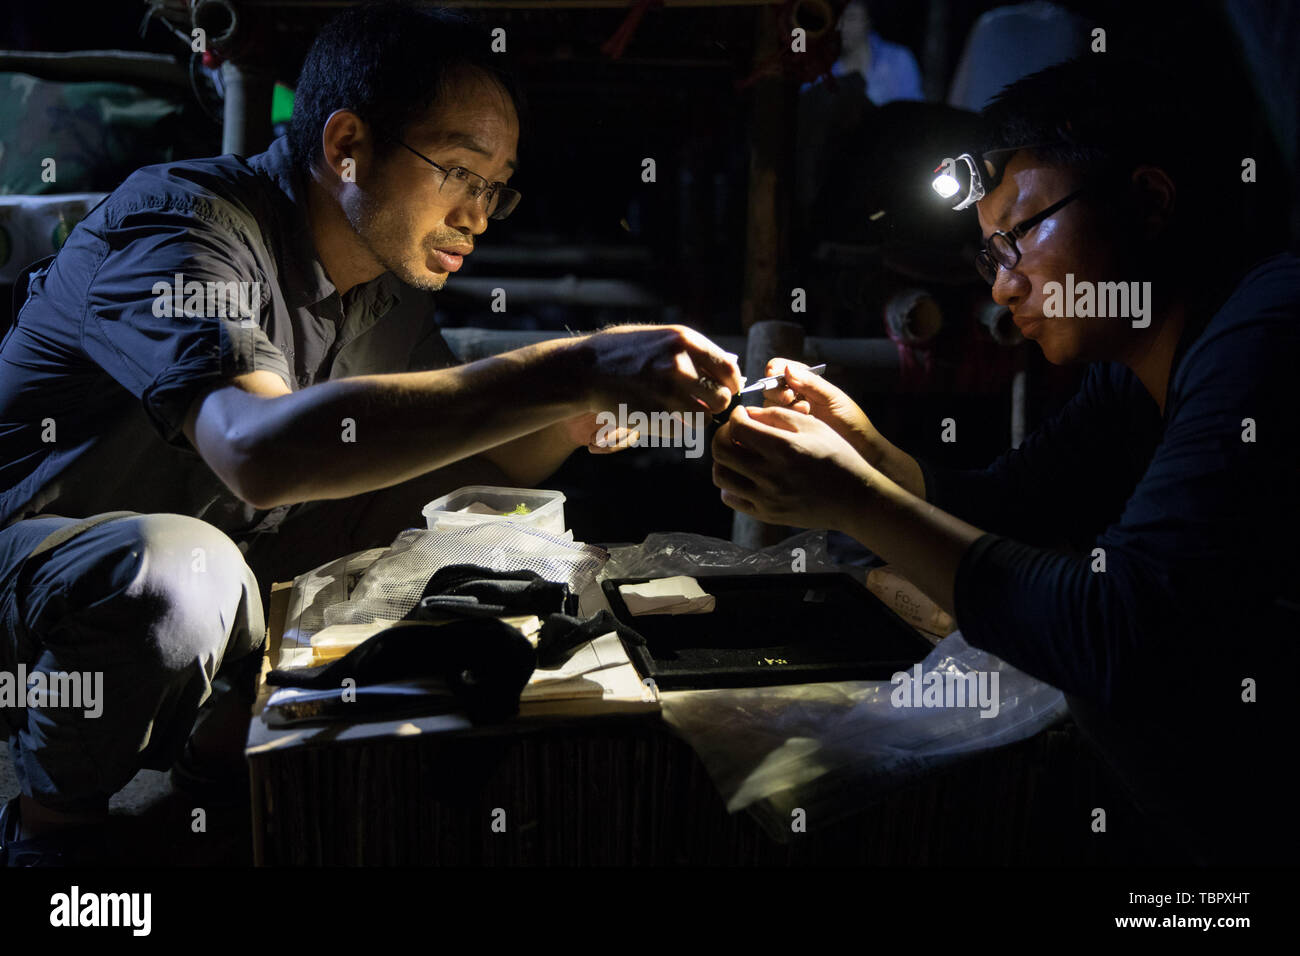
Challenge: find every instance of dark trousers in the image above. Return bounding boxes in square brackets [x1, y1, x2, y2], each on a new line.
[0, 457, 503, 812]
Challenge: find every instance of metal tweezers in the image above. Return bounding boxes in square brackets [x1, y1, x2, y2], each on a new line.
[712, 364, 827, 424]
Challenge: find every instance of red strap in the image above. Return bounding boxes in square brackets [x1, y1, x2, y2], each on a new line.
[601, 0, 665, 60]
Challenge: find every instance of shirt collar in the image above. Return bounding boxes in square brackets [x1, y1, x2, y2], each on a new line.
[250, 136, 404, 320]
[340, 271, 404, 341]
[250, 136, 338, 309]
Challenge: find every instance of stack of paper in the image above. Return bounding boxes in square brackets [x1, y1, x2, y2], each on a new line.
[523, 632, 633, 700]
[266, 623, 652, 727]
[617, 576, 716, 616]
[308, 614, 544, 664]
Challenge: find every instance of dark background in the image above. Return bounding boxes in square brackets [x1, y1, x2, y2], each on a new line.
[3, 0, 1296, 545]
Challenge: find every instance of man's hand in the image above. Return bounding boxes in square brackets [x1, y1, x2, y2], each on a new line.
[762, 358, 926, 499]
[560, 411, 639, 454]
[711, 404, 874, 530]
[400, 325, 737, 490]
[581, 324, 741, 417]
[713, 402, 984, 615]
[761, 359, 883, 463]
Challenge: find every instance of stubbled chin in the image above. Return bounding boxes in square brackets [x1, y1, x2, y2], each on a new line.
[393, 262, 448, 292]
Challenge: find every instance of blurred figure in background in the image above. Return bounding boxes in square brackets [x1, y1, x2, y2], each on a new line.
[833, 0, 924, 106]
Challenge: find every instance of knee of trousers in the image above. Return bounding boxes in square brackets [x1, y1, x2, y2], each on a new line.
[47, 513, 266, 680]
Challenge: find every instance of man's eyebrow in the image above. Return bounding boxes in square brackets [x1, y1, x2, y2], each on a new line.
[429, 131, 517, 174]
[980, 192, 1020, 238]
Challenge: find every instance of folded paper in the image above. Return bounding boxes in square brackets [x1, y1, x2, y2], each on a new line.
[618, 576, 716, 615]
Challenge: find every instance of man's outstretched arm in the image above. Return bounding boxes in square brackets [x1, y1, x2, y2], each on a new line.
[712, 404, 982, 613]
[185, 325, 740, 509]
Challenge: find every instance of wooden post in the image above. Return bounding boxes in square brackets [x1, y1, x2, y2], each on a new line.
[731, 319, 806, 548]
[740, 7, 796, 331]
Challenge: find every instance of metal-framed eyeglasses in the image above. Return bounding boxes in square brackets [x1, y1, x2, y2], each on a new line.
[975, 185, 1090, 285]
[392, 138, 521, 221]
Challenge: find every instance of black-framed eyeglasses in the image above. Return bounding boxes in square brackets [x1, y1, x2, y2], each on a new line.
[392, 138, 521, 221]
[975, 185, 1090, 285]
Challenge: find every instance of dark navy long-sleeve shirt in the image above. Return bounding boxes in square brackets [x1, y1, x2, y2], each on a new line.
[918, 252, 1300, 862]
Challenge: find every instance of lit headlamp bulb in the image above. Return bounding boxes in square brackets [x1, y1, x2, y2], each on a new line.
[932, 159, 961, 199]
[932, 153, 985, 210]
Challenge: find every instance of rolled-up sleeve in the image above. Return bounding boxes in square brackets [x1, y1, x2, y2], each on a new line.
[79, 208, 292, 445]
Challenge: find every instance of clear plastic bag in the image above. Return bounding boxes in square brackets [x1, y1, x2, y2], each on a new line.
[280, 523, 607, 666]
[658, 630, 1067, 842]
[321, 522, 605, 627]
[598, 530, 1064, 841]
[601, 529, 844, 579]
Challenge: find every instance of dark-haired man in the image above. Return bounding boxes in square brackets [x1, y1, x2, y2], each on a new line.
[0, 3, 740, 864]
[713, 57, 1298, 864]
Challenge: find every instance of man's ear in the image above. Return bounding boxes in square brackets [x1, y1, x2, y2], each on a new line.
[319, 110, 371, 186]
[1130, 165, 1176, 241]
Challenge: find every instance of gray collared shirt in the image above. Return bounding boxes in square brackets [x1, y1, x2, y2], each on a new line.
[0, 136, 457, 537]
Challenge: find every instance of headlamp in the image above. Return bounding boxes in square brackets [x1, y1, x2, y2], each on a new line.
[931, 141, 1073, 211]
[932, 153, 985, 210]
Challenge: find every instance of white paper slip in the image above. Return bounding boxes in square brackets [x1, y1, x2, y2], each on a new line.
[310, 619, 402, 663]
[528, 632, 627, 685]
[618, 576, 716, 615]
[306, 614, 543, 665]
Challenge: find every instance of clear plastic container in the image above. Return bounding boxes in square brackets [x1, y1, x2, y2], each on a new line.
[422, 485, 567, 536]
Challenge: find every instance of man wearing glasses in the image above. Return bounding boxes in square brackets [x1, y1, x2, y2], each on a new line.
[0, 3, 740, 863]
[713, 56, 1298, 863]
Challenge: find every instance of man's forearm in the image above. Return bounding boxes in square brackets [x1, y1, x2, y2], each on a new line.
[242, 339, 589, 506]
[838, 470, 983, 614]
[478, 421, 583, 487]
[877, 443, 927, 500]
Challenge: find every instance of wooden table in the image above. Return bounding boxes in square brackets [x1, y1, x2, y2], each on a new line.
[246, 585, 1150, 866]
